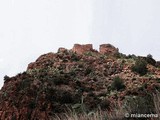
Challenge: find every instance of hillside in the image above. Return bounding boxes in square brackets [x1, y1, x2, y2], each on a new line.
[0, 44, 160, 120]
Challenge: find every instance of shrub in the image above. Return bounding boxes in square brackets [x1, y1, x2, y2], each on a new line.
[84, 51, 93, 56]
[147, 54, 153, 59]
[111, 76, 125, 91]
[156, 78, 160, 83]
[153, 91, 160, 117]
[85, 67, 92, 75]
[52, 75, 69, 85]
[71, 53, 79, 61]
[4, 75, 10, 82]
[16, 79, 31, 91]
[131, 59, 148, 76]
[146, 54, 156, 66]
[60, 91, 73, 104]
[99, 99, 110, 110]
[123, 95, 155, 114]
[28, 100, 36, 109]
[156, 61, 160, 68]
[114, 53, 127, 59]
[127, 54, 137, 59]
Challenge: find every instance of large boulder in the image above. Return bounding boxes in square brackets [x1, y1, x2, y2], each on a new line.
[99, 44, 119, 55]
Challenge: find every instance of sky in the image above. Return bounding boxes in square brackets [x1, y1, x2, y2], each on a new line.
[0, 0, 160, 88]
[91, 0, 160, 58]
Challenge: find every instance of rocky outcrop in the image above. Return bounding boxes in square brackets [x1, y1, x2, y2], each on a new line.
[27, 52, 55, 70]
[0, 43, 159, 120]
[72, 44, 93, 54]
[58, 47, 67, 53]
[99, 44, 119, 55]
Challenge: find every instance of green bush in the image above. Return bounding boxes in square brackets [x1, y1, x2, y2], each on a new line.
[146, 54, 156, 66]
[123, 95, 155, 114]
[51, 74, 69, 85]
[16, 79, 31, 91]
[84, 51, 93, 56]
[71, 53, 80, 61]
[114, 53, 127, 59]
[111, 76, 125, 91]
[4, 75, 10, 82]
[127, 54, 137, 59]
[131, 59, 148, 76]
[85, 67, 92, 75]
[28, 100, 36, 109]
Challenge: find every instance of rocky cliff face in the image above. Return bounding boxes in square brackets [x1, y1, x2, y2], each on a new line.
[0, 44, 160, 120]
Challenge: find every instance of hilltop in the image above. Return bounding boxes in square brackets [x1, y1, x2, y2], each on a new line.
[0, 44, 160, 120]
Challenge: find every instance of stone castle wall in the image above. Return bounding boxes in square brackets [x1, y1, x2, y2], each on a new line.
[72, 44, 93, 54]
[72, 43, 119, 55]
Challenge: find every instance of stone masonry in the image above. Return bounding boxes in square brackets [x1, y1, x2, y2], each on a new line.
[72, 44, 93, 54]
[72, 43, 119, 55]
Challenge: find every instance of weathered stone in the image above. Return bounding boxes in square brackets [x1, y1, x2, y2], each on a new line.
[0, 43, 159, 120]
[27, 52, 55, 70]
[99, 44, 119, 55]
[72, 44, 93, 54]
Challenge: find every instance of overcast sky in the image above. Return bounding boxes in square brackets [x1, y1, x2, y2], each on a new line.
[0, 0, 160, 88]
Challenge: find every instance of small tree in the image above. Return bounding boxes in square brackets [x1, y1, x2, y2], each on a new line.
[146, 54, 156, 66]
[111, 76, 125, 91]
[4, 75, 10, 82]
[131, 59, 148, 76]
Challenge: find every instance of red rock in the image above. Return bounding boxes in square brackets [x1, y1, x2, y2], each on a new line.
[27, 52, 55, 70]
[0, 43, 159, 120]
[99, 44, 119, 55]
[72, 44, 93, 54]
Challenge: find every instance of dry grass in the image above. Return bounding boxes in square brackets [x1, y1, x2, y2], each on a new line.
[51, 104, 126, 120]
[153, 90, 160, 117]
[51, 91, 160, 120]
